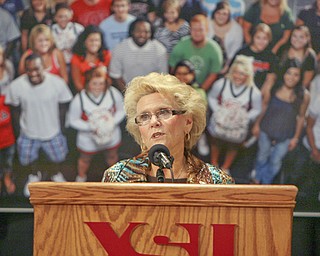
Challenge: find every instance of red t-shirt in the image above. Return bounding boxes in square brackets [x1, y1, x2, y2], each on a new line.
[0, 95, 15, 149]
[71, 0, 112, 27]
[71, 50, 112, 89]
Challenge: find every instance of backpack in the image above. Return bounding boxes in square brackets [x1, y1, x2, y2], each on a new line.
[210, 79, 253, 143]
[79, 90, 116, 145]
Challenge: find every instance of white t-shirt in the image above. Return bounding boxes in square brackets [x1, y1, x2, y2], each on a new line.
[207, 19, 244, 61]
[303, 95, 320, 150]
[51, 22, 84, 64]
[99, 14, 136, 51]
[68, 86, 125, 152]
[5, 73, 73, 140]
[109, 38, 168, 84]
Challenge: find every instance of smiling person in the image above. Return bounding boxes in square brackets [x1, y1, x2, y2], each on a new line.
[68, 66, 125, 182]
[277, 25, 317, 89]
[242, 0, 294, 54]
[71, 25, 111, 92]
[18, 24, 69, 83]
[207, 55, 262, 175]
[169, 14, 223, 92]
[252, 59, 310, 184]
[5, 53, 73, 196]
[109, 18, 167, 92]
[102, 72, 234, 184]
[233, 23, 278, 104]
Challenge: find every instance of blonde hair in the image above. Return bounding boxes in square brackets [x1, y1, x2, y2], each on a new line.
[124, 72, 207, 151]
[291, 25, 312, 49]
[226, 55, 255, 87]
[28, 24, 55, 53]
[261, 0, 288, 14]
[252, 23, 272, 43]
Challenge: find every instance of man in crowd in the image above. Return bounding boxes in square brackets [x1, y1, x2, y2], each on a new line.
[169, 14, 223, 92]
[99, 0, 136, 51]
[5, 53, 73, 197]
[109, 18, 167, 91]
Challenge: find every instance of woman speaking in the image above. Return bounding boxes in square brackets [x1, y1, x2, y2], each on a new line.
[102, 73, 233, 184]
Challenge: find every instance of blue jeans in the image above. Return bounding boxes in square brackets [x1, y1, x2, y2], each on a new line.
[255, 131, 291, 184]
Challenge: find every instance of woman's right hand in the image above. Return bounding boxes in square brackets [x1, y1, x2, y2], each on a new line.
[251, 123, 260, 138]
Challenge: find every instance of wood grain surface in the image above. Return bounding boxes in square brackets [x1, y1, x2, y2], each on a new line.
[29, 183, 297, 256]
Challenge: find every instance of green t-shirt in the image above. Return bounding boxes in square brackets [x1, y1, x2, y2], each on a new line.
[169, 36, 223, 85]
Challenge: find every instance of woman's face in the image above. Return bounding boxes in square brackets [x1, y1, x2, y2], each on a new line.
[291, 29, 309, 50]
[283, 67, 301, 88]
[164, 6, 179, 23]
[34, 33, 51, 54]
[174, 66, 194, 85]
[55, 8, 72, 29]
[136, 93, 192, 153]
[252, 31, 270, 52]
[85, 33, 102, 54]
[231, 66, 248, 86]
[31, 0, 46, 12]
[213, 8, 230, 26]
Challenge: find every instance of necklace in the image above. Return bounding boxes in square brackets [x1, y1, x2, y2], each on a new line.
[174, 163, 190, 179]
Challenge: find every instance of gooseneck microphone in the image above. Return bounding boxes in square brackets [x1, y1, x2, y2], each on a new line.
[148, 144, 174, 182]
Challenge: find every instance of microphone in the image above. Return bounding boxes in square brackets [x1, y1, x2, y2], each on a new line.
[148, 144, 174, 169]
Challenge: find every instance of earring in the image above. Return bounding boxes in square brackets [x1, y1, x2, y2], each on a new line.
[141, 141, 148, 151]
[185, 132, 191, 141]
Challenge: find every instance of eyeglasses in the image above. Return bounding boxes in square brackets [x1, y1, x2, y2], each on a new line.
[135, 108, 186, 126]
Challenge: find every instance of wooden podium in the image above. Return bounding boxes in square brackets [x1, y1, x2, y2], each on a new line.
[29, 183, 297, 256]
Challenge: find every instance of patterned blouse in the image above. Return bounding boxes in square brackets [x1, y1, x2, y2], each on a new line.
[102, 152, 234, 184]
[154, 20, 190, 54]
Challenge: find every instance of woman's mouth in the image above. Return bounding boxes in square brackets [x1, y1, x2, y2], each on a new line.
[151, 132, 164, 139]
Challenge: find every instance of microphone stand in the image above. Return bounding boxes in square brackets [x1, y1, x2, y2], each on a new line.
[156, 168, 165, 183]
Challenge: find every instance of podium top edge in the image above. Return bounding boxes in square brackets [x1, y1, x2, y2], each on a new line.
[28, 182, 298, 208]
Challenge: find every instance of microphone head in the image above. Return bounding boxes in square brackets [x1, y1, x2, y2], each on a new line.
[148, 144, 170, 167]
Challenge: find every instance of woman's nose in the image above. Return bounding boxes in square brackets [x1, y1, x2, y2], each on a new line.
[149, 114, 160, 126]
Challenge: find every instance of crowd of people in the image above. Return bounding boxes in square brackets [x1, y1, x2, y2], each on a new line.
[0, 0, 319, 199]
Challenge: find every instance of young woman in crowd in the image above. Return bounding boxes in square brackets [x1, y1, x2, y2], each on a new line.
[277, 25, 317, 89]
[71, 25, 111, 92]
[242, 0, 294, 54]
[18, 24, 69, 83]
[253, 60, 310, 184]
[235, 23, 278, 102]
[20, 0, 54, 52]
[68, 66, 125, 182]
[296, 0, 320, 64]
[154, 0, 190, 54]
[208, 1, 243, 75]
[207, 55, 262, 174]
